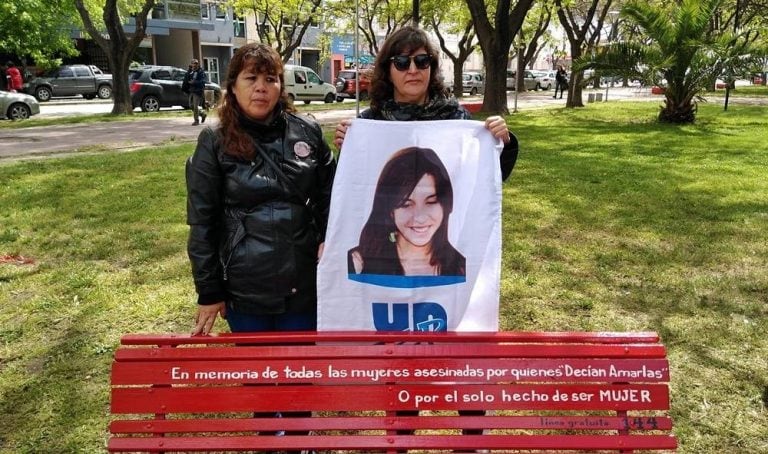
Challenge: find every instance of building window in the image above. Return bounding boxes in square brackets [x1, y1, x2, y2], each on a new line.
[152, 2, 167, 20]
[203, 57, 220, 85]
[233, 13, 245, 37]
[215, 4, 227, 20]
[200, 3, 209, 19]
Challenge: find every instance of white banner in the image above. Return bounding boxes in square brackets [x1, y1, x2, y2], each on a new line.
[318, 119, 502, 332]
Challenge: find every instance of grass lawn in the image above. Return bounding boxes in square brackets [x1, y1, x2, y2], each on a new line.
[0, 102, 766, 452]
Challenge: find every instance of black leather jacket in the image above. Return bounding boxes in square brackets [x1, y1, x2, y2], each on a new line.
[186, 112, 336, 315]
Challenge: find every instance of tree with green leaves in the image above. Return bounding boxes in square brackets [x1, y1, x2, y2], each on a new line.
[73, 0, 155, 115]
[231, 0, 323, 63]
[555, 0, 616, 108]
[422, 0, 478, 97]
[517, 2, 555, 88]
[578, 0, 759, 122]
[0, 0, 79, 70]
[710, 0, 767, 89]
[464, 0, 535, 113]
[342, 0, 413, 57]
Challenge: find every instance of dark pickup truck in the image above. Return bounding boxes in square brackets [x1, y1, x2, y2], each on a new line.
[24, 65, 113, 101]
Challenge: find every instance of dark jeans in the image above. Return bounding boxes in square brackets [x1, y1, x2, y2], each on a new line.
[554, 81, 567, 98]
[190, 93, 206, 122]
[225, 308, 316, 332]
[227, 308, 316, 441]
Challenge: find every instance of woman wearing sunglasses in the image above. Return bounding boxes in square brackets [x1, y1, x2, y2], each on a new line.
[334, 26, 515, 439]
[333, 25, 518, 181]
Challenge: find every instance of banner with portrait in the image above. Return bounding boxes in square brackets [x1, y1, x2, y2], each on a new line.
[317, 119, 502, 332]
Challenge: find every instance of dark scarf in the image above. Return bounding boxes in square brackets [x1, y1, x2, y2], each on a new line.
[376, 93, 466, 121]
[237, 104, 287, 143]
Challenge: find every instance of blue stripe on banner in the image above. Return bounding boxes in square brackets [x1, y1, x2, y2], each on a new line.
[348, 273, 466, 288]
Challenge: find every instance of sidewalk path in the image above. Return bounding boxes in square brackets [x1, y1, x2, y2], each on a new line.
[1, 117, 201, 161]
[4, 86, 759, 163]
[0, 109, 362, 163]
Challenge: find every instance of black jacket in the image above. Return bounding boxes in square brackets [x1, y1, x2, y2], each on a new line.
[186, 67, 207, 95]
[186, 112, 336, 314]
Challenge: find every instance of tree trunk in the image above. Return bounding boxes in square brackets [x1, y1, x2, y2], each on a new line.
[483, 55, 509, 113]
[109, 50, 134, 115]
[429, 19, 476, 100]
[660, 91, 696, 123]
[453, 65, 463, 98]
[74, 0, 155, 116]
[555, 0, 614, 109]
[565, 46, 584, 108]
[464, 0, 535, 115]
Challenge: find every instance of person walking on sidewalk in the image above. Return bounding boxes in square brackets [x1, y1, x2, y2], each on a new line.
[186, 59, 208, 125]
[553, 65, 568, 99]
[6, 62, 23, 93]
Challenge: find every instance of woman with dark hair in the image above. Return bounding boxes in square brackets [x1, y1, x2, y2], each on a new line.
[348, 146, 465, 277]
[554, 64, 568, 99]
[335, 26, 512, 436]
[334, 25, 518, 180]
[186, 42, 336, 336]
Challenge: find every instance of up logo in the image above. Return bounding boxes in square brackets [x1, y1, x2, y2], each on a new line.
[371, 302, 448, 332]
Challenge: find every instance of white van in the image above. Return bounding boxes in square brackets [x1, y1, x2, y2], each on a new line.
[284, 65, 336, 104]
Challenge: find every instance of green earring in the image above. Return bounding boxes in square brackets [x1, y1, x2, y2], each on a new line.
[388, 231, 397, 243]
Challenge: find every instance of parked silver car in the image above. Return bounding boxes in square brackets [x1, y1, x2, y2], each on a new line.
[506, 70, 538, 91]
[462, 72, 485, 95]
[0, 90, 40, 120]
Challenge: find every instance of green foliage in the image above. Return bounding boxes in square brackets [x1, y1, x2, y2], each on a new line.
[0, 104, 767, 451]
[230, 0, 323, 61]
[576, 0, 761, 122]
[74, 0, 156, 115]
[0, 0, 78, 67]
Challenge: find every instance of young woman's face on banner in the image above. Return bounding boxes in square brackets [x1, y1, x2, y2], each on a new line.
[392, 173, 443, 247]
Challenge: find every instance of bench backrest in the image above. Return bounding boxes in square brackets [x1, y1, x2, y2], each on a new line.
[109, 331, 676, 453]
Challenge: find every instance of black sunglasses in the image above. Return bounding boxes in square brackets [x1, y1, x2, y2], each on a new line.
[389, 54, 432, 71]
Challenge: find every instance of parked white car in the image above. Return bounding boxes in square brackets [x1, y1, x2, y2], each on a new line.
[283, 65, 337, 104]
[533, 70, 556, 90]
[0, 90, 40, 120]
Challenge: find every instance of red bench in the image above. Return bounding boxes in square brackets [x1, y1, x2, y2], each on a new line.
[109, 331, 676, 453]
[461, 101, 484, 114]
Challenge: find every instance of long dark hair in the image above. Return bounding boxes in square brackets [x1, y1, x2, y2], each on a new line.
[368, 26, 447, 113]
[219, 43, 295, 160]
[356, 147, 464, 276]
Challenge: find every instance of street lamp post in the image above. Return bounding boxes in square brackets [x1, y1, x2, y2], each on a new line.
[604, 11, 619, 102]
[513, 42, 525, 113]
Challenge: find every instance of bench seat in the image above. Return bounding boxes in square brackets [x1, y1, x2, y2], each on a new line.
[109, 331, 677, 453]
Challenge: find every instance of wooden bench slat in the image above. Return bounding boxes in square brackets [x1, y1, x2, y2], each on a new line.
[120, 331, 661, 346]
[110, 415, 675, 434]
[108, 434, 678, 452]
[111, 383, 670, 413]
[114, 343, 668, 361]
[111, 358, 670, 385]
[110, 332, 676, 452]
